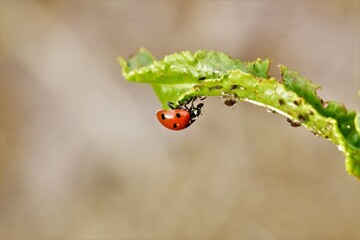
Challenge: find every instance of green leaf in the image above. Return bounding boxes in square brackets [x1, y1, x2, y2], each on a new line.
[118, 48, 360, 179]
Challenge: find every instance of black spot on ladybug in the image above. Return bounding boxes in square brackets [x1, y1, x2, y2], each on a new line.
[198, 76, 206, 80]
[278, 99, 285, 105]
[176, 113, 181, 118]
[173, 123, 178, 128]
[161, 114, 166, 120]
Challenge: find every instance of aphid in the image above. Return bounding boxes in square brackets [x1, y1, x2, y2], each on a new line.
[287, 118, 301, 127]
[230, 85, 238, 90]
[293, 100, 300, 106]
[220, 94, 237, 107]
[156, 99, 204, 131]
[224, 99, 237, 107]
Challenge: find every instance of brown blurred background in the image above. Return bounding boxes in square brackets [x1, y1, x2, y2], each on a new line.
[0, 1, 359, 239]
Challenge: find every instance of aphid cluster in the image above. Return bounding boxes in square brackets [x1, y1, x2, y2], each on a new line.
[156, 98, 205, 131]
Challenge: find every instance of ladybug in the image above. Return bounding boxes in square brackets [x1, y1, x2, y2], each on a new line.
[156, 99, 204, 131]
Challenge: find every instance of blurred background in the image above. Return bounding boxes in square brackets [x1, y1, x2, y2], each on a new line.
[0, 1, 359, 239]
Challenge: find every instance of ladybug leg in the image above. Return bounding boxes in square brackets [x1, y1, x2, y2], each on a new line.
[169, 101, 190, 110]
[167, 102, 176, 109]
[181, 102, 190, 111]
[183, 98, 193, 105]
[186, 98, 196, 112]
[190, 98, 195, 110]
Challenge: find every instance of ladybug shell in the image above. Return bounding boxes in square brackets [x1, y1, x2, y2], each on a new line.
[156, 109, 191, 130]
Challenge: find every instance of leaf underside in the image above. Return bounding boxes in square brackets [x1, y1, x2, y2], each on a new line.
[118, 48, 360, 179]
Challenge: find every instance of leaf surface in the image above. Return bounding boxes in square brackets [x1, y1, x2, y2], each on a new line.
[118, 48, 360, 179]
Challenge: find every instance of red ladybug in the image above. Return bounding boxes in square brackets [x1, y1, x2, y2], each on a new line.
[156, 100, 204, 131]
[156, 109, 191, 130]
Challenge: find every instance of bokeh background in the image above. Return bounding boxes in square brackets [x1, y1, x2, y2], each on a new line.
[0, 1, 359, 239]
